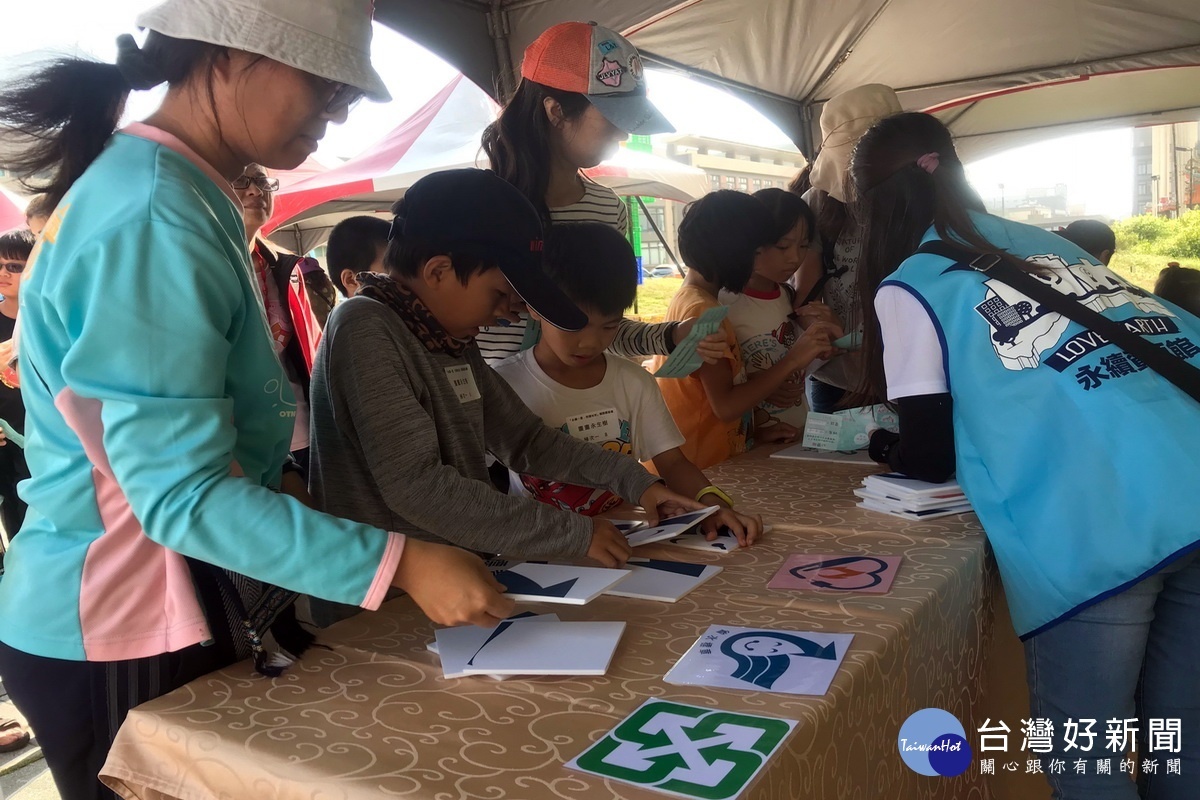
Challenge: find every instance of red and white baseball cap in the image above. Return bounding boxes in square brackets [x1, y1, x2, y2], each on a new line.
[521, 21, 674, 136]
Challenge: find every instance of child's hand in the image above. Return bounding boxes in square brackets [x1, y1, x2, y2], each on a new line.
[789, 320, 844, 364]
[792, 301, 842, 331]
[673, 319, 727, 364]
[391, 539, 515, 628]
[0, 428, 7, 447]
[701, 508, 763, 547]
[638, 482, 705, 525]
[588, 518, 633, 567]
[757, 419, 800, 444]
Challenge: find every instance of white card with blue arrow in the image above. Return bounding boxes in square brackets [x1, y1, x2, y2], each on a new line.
[489, 561, 631, 605]
[436, 617, 625, 676]
[665, 625, 853, 696]
[430, 612, 559, 679]
[603, 558, 722, 603]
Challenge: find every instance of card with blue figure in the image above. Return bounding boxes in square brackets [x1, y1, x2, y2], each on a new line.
[665, 625, 853, 696]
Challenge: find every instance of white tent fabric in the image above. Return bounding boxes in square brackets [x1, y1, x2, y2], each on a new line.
[375, 0, 1200, 157]
[265, 75, 710, 253]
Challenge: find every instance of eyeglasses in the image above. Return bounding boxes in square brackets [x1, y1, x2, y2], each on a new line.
[320, 79, 366, 114]
[0, 261, 26, 274]
[232, 176, 280, 193]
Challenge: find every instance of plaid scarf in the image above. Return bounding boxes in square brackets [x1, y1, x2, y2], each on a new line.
[356, 273, 470, 357]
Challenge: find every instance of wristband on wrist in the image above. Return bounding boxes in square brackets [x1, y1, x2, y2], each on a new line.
[696, 485, 734, 507]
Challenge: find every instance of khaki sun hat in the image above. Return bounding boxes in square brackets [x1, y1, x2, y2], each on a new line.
[136, 0, 390, 102]
[809, 84, 901, 202]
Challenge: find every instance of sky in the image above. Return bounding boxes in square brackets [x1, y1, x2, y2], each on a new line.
[3, 0, 1138, 219]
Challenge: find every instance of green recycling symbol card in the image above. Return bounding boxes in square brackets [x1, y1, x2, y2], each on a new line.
[566, 699, 796, 799]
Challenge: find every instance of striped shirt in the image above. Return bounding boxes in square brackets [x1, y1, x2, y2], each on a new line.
[476, 177, 674, 363]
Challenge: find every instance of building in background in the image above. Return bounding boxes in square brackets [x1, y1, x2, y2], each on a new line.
[1132, 121, 1199, 217]
[634, 135, 806, 269]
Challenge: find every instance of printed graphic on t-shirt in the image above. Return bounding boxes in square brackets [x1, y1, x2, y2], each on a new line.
[971, 255, 1184, 382]
[742, 321, 799, 413]
[520, 418, 634, 515]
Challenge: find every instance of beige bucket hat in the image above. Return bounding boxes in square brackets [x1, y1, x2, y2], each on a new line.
[136, 0, 391, 102]
[809, 84, 901, 202]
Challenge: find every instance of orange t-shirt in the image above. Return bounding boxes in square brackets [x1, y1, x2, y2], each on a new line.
[651, 285, 750, 470]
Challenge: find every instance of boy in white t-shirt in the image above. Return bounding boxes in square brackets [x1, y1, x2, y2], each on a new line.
[719, 189, 822, 430]
[494, 223, 762, 544]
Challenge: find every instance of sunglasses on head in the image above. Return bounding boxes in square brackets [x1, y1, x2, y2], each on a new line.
[0, 261, 25, 275]
[232, 175, 281, 193]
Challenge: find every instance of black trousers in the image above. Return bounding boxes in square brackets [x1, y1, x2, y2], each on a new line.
[0, 640, 227, 800]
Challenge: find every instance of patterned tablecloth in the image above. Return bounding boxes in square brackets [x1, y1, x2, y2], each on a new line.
[101, 447, 1046, 800]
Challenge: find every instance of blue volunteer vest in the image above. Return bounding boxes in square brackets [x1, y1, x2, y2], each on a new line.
[882, 212, 1200, 637]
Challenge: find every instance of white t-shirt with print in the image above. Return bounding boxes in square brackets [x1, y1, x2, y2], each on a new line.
[493, 350, 684, 516]
[718, 286, 808, 427]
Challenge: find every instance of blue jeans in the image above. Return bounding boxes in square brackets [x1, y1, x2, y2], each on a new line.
[1023, 549, 1200, 799]
[805, 375, 846, 414]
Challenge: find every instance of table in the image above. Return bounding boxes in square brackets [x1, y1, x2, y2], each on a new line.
[101, 447, 1045, 800]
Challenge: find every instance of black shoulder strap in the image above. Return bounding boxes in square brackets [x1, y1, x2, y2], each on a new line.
[918, 239, 1200, 404]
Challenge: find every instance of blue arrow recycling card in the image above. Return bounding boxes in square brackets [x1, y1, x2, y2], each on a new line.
[664, 625, 854, 696]
[603, 559, 722, 602]
[488, 561, 631, 605]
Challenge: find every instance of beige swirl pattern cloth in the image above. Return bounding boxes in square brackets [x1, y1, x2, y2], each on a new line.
[101, 447, 1047, 800]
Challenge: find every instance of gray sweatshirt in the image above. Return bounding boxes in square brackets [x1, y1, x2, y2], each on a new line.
[308, 296, 660, 559]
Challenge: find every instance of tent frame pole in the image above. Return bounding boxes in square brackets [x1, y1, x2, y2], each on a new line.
[487, 1, 517, 102]
[634, 196, 681, 275]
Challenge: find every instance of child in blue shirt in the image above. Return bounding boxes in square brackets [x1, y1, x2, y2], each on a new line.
[495, 223, 762, 544]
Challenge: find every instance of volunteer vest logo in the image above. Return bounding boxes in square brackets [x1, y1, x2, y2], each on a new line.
[971, 254, 1172, 370]
[573, 700, 793, 800]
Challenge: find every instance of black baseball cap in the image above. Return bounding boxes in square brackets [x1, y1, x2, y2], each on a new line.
[391, 169, 587, 332]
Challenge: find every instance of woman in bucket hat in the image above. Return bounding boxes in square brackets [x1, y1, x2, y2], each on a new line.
[478, 21, 726, 366]
[0, 2, 513, 797]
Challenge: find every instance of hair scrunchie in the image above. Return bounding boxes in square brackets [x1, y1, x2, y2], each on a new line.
[916, 152, 940, 174]
[115, 34, 166, 91]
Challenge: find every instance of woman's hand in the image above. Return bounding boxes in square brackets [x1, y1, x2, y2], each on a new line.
[673, 319, 727, 365]
[700, 507, 764, 547]
[391, 539, 515, 628]
[638, 482, 706, 525]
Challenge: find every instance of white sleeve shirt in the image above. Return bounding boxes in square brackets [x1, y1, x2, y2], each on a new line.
[874, 284, 950, 401]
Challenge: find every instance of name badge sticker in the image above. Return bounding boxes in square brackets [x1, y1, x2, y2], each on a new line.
[566, 408, 620, 444]
[444, 364, 481, 404]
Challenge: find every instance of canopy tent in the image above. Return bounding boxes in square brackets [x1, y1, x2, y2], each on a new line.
[374, 0, 1200, 159]
[265, 75, 711, 253]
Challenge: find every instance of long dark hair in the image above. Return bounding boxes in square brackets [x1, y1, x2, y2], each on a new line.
[0, 33, 223, 209]
[850, 111, 1014, 402]
[481, 79, 590, 223]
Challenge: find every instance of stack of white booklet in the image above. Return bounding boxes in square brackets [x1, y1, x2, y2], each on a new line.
[854, 473, 973, 520]
[431, 613, 626, 678]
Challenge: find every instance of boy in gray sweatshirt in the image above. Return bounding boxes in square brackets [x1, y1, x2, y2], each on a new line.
[308, 169, 705, 578]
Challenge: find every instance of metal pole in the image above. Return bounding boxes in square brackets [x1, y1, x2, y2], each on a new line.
[635, 196, 682, 275]
[487, 1, 516, 103]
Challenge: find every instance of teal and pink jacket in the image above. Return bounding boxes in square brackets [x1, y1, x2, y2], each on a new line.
[0, 124, 403, 662]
